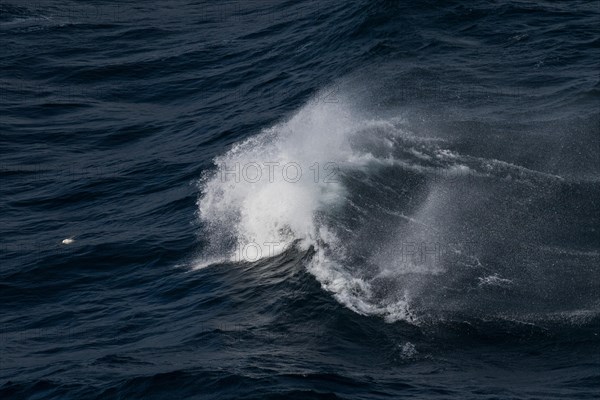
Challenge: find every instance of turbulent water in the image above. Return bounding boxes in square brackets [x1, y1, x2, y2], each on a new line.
[1, 1, 599, 399]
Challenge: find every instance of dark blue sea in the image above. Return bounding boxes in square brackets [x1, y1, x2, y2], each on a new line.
[1, 1, 599, 398]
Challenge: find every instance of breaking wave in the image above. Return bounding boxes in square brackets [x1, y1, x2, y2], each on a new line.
[197, 87, 598, 324]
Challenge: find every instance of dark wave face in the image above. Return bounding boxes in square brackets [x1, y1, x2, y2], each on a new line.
[1, 1, 599, 399]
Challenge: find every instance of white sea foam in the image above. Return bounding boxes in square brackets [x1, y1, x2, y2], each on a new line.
[196, 93, 416, 320]
[197, 96, 355, 260]
[478, 274, 513, 287]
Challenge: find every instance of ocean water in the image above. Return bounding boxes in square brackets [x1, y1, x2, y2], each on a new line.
[1, 0, 599, 398]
